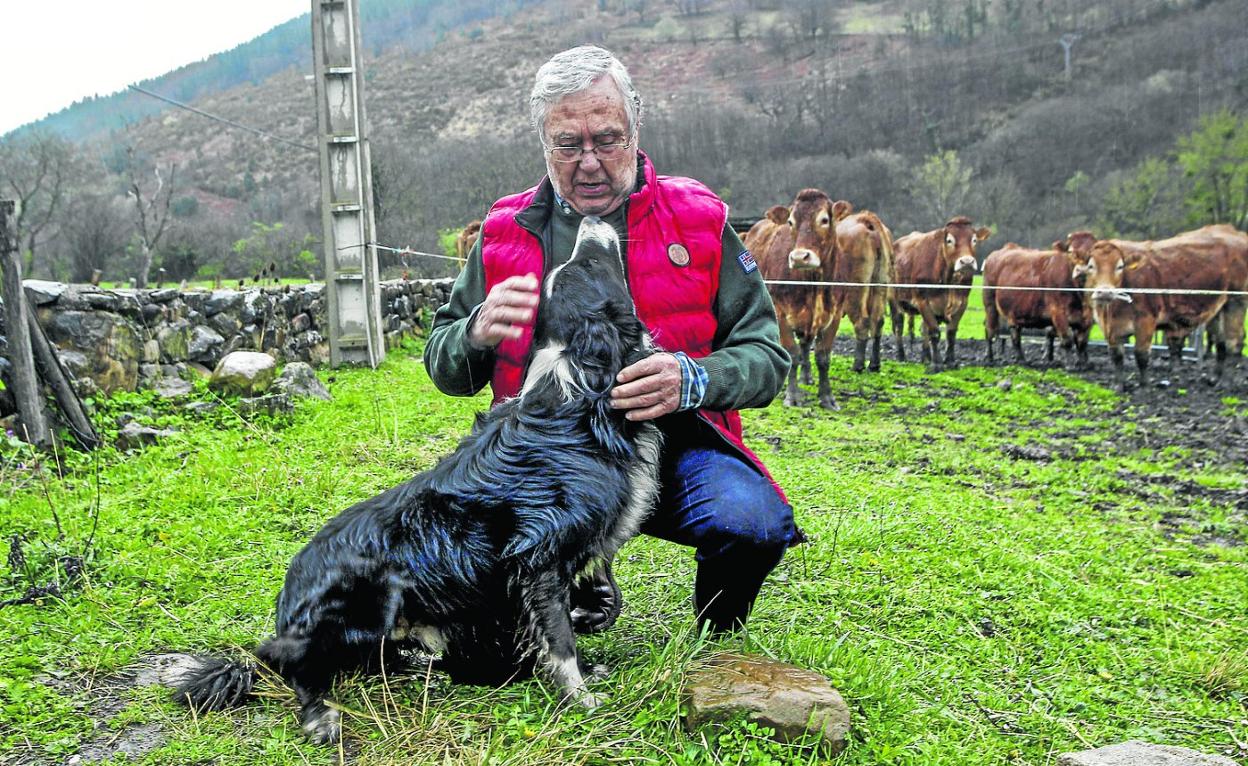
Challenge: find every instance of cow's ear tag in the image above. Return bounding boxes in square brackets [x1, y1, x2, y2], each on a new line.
[667, 243, 690, 267]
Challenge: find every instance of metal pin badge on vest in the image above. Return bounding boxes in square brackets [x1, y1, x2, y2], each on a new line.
[667, 243, 690, 267]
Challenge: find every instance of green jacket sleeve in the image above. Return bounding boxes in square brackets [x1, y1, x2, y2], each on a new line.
[698, 225, 791, 411]
[423, 236, 496, 396]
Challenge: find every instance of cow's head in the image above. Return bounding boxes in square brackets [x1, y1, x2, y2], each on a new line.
[940, 217, 990, 276]
[786, 189, 851, 270]
[1085, 241, 1141, 305]
[1063, 231, 1097, 282]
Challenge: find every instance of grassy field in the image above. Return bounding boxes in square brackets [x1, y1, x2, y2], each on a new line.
[1, 341, 1245, 765]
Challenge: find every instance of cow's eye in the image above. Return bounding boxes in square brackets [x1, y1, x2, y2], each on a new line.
[945, 234, 955, 247]
[971, 234, 979, 246]
[817, 214, 829, 227]
[788, 218, 795, 228]
[1115, 259, 1124, 272]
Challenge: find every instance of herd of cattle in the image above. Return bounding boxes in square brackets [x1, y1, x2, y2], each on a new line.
[744, 188, 1248, 409]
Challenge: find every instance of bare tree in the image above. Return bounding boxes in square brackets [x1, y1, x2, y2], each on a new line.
[0, 131, 78, 277]
[117, 143, 177, 289]
[61, 192, 128, 283]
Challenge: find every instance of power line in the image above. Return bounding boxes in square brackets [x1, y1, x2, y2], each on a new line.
[127, 84, 316, 153]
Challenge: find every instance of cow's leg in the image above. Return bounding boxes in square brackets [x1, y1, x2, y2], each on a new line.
[777, 322, 802, 407]
[869, 315, 884, 372]
[814, 330, 838, 410]
[891, 303, 906, 362]
[1010, 326, 1026, 365]
[851, 316, 868, 374]
[918, 307, 942, 372]
[799, 336, 814, 385]
[943, 319, 960, 367]
[1050, 314, 1075, 370]
[1133, 320, 1156, 388]
[1044, 329, 1056, 365]
[1166, 334, 1186, 380]
[1108, 340, 1129, 390]
[1076, 330, 1090, 369]
[983, 291, 998, 366]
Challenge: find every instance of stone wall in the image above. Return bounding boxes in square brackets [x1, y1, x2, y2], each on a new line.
[0, 279, 452, 412]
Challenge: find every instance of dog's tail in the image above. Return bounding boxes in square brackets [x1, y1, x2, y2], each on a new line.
[171, 655, 260, 712]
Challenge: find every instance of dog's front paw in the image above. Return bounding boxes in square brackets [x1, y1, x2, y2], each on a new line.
[584, 662, 610, 681]
[570, 690, 605, 710]
[301, 702, 341, 744]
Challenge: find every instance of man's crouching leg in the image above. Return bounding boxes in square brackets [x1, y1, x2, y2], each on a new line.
[642, 432, 798, 635]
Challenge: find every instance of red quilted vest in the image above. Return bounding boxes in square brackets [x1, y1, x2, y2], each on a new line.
[480, 153, 784, 498]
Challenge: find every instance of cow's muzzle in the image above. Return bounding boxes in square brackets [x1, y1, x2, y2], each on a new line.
[954, 255, 977, 275]
[788, 249, 821, 270]
[1091, 288, 1133, 304]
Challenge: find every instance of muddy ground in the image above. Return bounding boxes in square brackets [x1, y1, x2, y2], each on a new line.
[830, 334, 1248, 468]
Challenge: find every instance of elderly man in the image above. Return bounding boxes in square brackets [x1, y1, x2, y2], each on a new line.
[425, 45, 796, 635]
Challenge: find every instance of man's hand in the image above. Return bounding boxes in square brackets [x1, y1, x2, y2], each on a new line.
[611, 353, 682, 421]
[468, 273, 540, 349]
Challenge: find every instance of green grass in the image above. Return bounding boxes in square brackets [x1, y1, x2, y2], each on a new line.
[2, 342, 1245, 765]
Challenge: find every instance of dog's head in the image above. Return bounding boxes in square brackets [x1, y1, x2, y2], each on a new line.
[530, 217, 652, 397]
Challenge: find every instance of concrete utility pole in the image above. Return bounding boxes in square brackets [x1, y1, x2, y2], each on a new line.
[1059, 33, 1080, 81]
[0, 200, 52, 448]
[311, 0, 384, 368]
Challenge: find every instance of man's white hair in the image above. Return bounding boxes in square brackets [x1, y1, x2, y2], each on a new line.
[529, 46, 643, 138]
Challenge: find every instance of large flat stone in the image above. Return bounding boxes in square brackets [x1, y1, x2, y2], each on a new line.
[1058, 741, 1240, 766]
[683, 652, 849, 754]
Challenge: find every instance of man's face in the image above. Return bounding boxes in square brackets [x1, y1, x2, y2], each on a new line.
[542, 76, 638, 217]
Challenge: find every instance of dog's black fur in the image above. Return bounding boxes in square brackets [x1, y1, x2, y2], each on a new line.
[173, 217, 662, 743]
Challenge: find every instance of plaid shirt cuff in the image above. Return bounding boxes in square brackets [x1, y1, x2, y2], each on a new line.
[674, 352, 708, 411]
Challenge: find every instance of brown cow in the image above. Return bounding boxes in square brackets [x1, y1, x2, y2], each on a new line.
[1085, 227, 1247, 388]
[1203, 225, 1248, 366]
[746, 190, 852, 409]
[455, 220, 483, 265]
[832, 211, 896, 373]
[891, 216, 991, 370]
[982, 242, 1093, 368]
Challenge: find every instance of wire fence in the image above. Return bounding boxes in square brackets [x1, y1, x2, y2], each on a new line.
[361, 239, 1248, 299]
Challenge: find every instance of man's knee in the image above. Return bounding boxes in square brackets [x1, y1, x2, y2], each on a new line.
[699, 478, 795, 557]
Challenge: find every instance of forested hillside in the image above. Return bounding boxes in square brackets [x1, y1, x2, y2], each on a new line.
[2, 0, 1245, 286]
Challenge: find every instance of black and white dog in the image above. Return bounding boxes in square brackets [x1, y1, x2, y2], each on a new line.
[174, 217, 662, 743]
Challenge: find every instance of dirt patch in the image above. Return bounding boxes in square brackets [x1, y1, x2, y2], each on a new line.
[831, 335, 1248, 468]
[17, 654, 203, 766]
[820, 335, 1248, 547]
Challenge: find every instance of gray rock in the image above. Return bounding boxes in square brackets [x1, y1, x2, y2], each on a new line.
[208, 312, 240, 338]
[683, 653, 849, 754]
[997, 378, 1013, 391]
[57, 350, 91, 379]
[203, 289, 242, 316]
[210, 351, 277, 395]
[83, 292, 121, 312]
[1057, 741, 1240, 766]
[152, 376, 193, 399]
[290, 312, 311, 333]
[142, 339, 160, 364]
[138, 363, 160, 381]
[22, 279, 68, 305]
[117, 422, 175, 451]
[274, 362, 331, 400]
[156, 320, 192, 362]
[183, 401, 220, 416]
[141, 302, 163, 322]
[238, 392, 294, 416]
[186, 325, 225, 361]
[148, 288, 179, 304]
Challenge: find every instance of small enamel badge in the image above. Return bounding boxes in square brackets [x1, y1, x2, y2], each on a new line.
[667, 243, 690, 267]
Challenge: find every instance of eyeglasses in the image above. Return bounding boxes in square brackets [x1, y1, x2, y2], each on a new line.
[544, 138, 633, 164]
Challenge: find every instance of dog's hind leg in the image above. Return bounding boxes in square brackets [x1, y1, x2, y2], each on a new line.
[520, 572, 601, 709]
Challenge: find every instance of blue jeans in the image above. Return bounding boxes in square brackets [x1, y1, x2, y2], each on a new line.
[640, 415, 796, 632]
